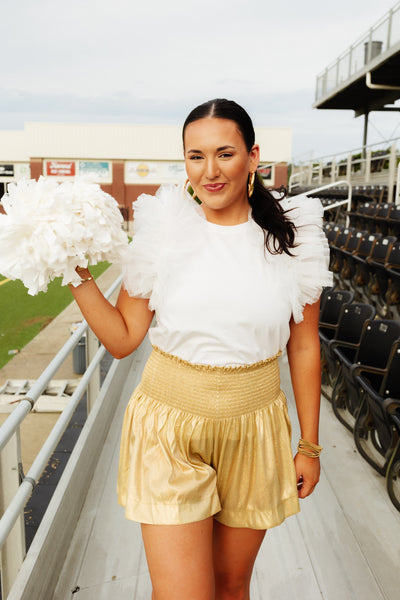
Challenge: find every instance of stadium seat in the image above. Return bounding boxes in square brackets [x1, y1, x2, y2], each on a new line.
[334, 229, 366, 286]
[323, 302, 376, 390]
[326, 223, 345, 245]
[386, 401, 400, 512]
[319, 289, 354, 387]
[347, 201, 376, 230]
[385, 241, 400, 319]
[352, 235, 395, 303]
[353, 341, 400, 476]
[388, 205, 400, 237]
[329, 227, 354, 276]
[368, 240, 400, 318]
[331, 319, 400, 431]
[373, 202, 393, 235]
[359, 202, 379, 232]
[319, 289, 354, 344]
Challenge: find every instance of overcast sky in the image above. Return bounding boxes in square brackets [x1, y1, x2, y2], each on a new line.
[3, 0, 400, 160]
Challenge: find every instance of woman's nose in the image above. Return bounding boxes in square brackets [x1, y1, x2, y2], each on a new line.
[205, 158, 220, 179]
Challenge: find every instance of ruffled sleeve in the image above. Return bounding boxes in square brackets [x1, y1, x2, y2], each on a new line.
[121, 184, 202, 311]
[283, 194, 333, 323]
[120, 188, 167, 308]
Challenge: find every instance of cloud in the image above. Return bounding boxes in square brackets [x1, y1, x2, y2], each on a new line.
[2, 0, 399, 159]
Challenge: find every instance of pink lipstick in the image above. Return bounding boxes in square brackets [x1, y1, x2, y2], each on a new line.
[203, 183, 226, 192]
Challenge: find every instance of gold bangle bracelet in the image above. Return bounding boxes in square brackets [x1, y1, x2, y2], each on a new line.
[297, 438, 323, 458]
[78, 276, 93, 284]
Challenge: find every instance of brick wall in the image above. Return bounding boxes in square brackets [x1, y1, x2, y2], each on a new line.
[30, 159, 43, 180]
[273, 163, 288, 189]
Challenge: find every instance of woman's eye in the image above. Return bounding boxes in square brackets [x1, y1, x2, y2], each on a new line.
[189, 155, 203, 160]
[219, 153, 233, 158]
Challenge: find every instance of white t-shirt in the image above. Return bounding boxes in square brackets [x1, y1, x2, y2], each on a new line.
[122, 184, 332, 366]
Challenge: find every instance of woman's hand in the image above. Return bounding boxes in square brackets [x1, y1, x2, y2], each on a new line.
[294, 452, 320, 499]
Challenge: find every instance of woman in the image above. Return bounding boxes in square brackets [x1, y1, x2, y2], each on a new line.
[70, 98, 332, 600]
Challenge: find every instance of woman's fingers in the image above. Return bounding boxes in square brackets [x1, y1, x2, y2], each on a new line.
[294, 453, 320, 498]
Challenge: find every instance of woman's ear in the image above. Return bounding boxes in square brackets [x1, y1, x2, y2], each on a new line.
[249, 144, 260, 172]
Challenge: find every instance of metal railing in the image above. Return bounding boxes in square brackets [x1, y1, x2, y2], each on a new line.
[289, 138, 400, 203]
[315, 1, 400, 102]
[0, 275, 122, 599]
[290, 180, 352, 227]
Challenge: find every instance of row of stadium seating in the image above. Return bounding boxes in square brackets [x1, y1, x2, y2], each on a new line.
[296, 184, 388, 205]
[346, 201, 400, 236]
[324, 222, 400, 319]
[321, 198, 400, 234]
[319, 287, 400, 513]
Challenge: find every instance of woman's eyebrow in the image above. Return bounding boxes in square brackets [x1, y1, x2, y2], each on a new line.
[187, 145, 236, 153]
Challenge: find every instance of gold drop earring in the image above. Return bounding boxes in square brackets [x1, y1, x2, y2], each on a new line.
[247, 172, 255, 198]
[184, 179, 202, 204]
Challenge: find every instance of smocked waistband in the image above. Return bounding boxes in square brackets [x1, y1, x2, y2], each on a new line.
[137, 346, 284, 419]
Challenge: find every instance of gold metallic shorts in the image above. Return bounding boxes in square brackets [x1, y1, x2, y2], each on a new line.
[117, 346, 300, 530]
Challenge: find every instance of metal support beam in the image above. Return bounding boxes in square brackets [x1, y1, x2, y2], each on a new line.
[363, 112, 369, 158]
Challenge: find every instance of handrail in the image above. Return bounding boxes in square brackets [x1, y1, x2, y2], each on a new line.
[0, 344, 107, 549]
[0, 273, 122, 596]
[290, 180, 352, 227]
[288, 171, 306, 191]
[0, 275, 122, 454]
[290, 141, 398, 202]
[292, 135, 400, 165]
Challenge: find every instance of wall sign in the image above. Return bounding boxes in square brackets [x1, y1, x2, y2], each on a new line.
[78, 161, 111, 182]
[258, 165, 273, 180]
[46, 161, 76, 177]
[125, 161, 186, 184]
[0, 164, 14, 177]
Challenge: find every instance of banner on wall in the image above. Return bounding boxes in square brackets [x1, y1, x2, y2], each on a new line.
[78, 161, 111, 182]
[0, 164, 14, 177]
[46, 161, 76, 177]
[125, 161, 186, 183]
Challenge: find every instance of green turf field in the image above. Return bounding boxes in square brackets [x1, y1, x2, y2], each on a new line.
[0, 262, 110, 370]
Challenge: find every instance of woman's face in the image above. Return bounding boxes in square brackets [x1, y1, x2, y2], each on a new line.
[184, 117, 259, 225]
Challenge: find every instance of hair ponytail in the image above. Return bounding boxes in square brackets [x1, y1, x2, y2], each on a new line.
[249, 175, 296, 256]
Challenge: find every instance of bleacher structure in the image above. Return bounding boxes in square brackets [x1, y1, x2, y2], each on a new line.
[2, 4, 400, 599]
[296, 2, 400, 519]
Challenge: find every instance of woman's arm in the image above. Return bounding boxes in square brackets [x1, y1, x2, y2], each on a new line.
[286, 300, 321, 499]
[69, 267, 154, 359]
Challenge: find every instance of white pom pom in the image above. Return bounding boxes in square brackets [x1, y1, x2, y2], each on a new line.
[0, 177, 129, 295]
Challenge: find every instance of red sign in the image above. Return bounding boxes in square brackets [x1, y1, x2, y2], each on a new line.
[258, 165, 272, 180]
[46, 161, 76, 176]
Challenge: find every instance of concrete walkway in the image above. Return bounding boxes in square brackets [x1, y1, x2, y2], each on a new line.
[53, 341, 400, 599]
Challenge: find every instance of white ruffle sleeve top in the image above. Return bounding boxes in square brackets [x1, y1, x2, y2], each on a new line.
[121, 184, 333, 366]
